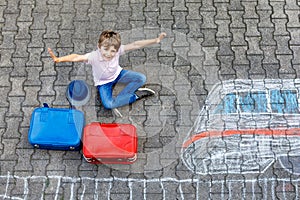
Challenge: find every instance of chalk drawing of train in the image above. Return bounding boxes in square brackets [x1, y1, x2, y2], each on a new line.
[181, 79, 300, 175]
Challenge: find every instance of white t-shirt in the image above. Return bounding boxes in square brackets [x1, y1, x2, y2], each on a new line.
[85, 45, 125, 86]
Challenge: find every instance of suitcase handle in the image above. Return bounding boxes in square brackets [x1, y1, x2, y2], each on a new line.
[94, 123, 131, 136]
[43, 103, 49, 108]
[100, 124, 120, 127]
[42, 102, 75, 110]
[40, 107, 76, 124]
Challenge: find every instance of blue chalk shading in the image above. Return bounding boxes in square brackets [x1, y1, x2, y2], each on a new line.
[213, 89, 299, 114]
[270, 90, 299, 114]
[224, 93, 237, 114]
[213, 93, 237, 114]
[239, 92, 254, 112]
[239, 92, 268, 113]
[282, 90, 299, 113]
[270, 90, 284, 113]
[252, 92, 268, 113]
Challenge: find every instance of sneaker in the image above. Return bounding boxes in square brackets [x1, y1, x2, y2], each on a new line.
[112, 108, 123, 118]
[135, 87, 155, 100]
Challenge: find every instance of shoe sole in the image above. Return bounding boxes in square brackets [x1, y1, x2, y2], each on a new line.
[137, 87, 155, 94]
[112, 108, 123, 118]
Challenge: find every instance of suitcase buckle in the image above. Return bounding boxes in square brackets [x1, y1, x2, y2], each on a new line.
[83, 155, 95, 163]
[127, 154, 137, 162]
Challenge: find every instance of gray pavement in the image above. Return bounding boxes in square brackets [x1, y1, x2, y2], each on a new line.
[1, 0, 300, 199]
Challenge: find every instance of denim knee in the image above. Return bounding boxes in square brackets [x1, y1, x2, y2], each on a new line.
[102, 100, 114, 110]
[137, 73, 146, 85]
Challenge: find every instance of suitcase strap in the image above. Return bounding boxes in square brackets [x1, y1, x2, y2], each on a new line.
[83, 154, 137, 163]
[40, 108, 76, 124]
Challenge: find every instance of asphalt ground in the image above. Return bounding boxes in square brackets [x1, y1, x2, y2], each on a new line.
[1, 0, 300, 199]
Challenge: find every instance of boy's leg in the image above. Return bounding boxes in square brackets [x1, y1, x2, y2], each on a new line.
[117, 69, 156, 102]
[97, 83, 123, 117]
[98, 70, 143, 109]
[109, 70, 146, 108]
[97, 83, 115, 109]
[117, 70, 146, 97]
[98, 70, 153, 109]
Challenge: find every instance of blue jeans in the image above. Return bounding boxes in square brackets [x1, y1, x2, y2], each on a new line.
[97, 69, 146, 109]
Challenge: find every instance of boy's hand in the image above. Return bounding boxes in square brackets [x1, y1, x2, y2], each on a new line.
[48, 48, 59, 63]
[156, 32, 167, 43]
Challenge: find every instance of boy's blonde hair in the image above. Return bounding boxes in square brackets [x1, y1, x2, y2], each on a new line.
[98, 30, 121, 50]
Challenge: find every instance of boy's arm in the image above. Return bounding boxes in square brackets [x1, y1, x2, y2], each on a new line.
[123, 32, 167, 52]
[48, 48, 88, 63]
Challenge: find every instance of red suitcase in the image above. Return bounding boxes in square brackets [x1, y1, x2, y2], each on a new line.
[82, 122, 137, 164]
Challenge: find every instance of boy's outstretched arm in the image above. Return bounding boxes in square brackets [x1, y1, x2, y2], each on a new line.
[48, 48, 88, 63]
[124, 32, 167, 52]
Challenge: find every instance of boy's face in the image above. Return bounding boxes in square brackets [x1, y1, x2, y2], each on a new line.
[99, 45, 117, 61]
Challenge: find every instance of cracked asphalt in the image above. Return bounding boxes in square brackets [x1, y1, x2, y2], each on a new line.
[1, 0, 300, 199]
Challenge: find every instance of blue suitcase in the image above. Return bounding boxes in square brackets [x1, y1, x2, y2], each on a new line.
[28, 104, 84, 150]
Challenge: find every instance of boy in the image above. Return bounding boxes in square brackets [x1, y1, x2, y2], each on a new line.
[48, 30, 167, 110]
